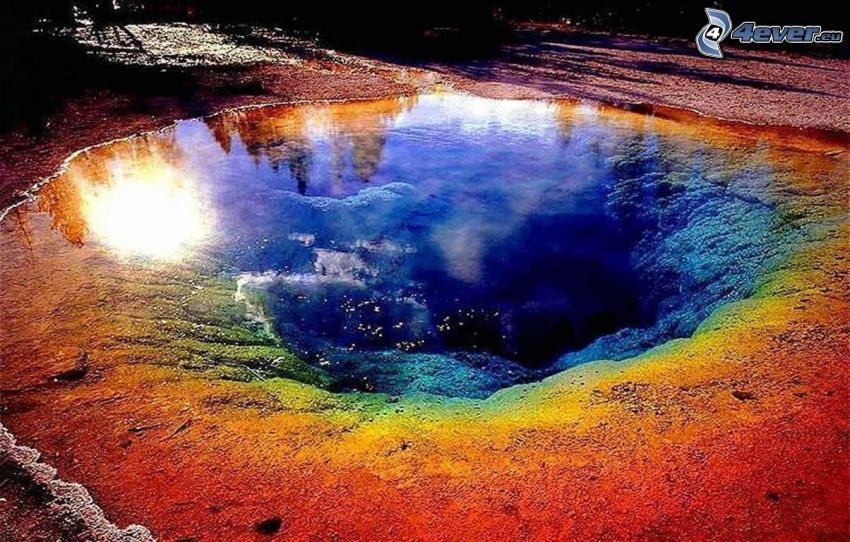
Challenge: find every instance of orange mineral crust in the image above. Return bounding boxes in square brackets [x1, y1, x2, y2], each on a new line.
[1, 96, 848, 541]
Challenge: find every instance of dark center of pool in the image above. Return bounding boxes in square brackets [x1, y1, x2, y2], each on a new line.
[12, 95, 799, 397]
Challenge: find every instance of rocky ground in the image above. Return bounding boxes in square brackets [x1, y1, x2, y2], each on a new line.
[430, 24, 849, 132]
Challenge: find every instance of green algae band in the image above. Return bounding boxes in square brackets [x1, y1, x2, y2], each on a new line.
[0, 94, 836, 398]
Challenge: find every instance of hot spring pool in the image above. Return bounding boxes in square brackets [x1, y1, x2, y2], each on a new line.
[0, 94, 806, 397]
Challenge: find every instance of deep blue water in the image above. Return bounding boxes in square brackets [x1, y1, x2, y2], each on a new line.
[161, 95, 798, 397]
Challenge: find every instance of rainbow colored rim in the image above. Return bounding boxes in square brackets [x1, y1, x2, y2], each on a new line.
[1, 95, 847, 541]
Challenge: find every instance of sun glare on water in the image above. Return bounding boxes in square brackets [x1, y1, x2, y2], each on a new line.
[80, 164, 211, 261]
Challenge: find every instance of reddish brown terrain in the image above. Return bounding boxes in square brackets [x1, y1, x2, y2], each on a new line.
[1, 24, 848, 542]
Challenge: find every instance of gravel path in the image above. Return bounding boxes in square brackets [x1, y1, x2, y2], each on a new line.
[430, 26, 850, 133]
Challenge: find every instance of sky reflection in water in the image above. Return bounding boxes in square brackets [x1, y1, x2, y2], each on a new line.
[8, 94, 799, 397]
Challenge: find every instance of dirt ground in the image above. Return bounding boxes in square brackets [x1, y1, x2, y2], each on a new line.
[431, 25, 849, 132]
